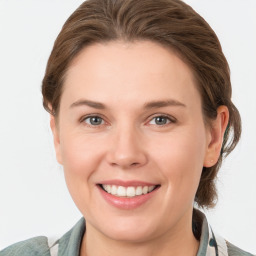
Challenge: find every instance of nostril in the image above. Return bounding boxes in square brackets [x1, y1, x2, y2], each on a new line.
[106, 149, 148, 169]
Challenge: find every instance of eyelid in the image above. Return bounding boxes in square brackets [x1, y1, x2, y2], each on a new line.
[79, 113, 109, 125]
[146, 113, 177, 125]
[79, 113, 176, 127]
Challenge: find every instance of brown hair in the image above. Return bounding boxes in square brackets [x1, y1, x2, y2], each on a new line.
[42, 0, 241, 208]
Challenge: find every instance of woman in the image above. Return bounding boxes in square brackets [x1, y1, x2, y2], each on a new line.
[1, 0, 254, 255]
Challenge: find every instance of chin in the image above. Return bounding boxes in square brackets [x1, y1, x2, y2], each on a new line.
[104, 226, 155, 243]
[94, 214, 163, 243]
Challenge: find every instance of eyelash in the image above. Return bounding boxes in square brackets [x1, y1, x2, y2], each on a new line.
[80, 114, 176, 128]
[147, 114, 176, 126]
[80, 114, 107, 128]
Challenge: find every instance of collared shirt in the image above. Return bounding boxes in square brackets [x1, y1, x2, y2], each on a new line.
[1, 211, 254, 256]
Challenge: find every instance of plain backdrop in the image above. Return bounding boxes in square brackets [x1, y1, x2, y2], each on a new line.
[0, 0, 255, 253]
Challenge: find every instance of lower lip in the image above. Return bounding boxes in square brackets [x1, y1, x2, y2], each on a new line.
[97, 185, 159, 210]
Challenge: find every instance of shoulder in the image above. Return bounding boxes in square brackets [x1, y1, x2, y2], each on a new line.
[194, 209, 255, 256]
[0, 218, 85, 256]
[226, 241, 255, 256]
[0, 236, 51, 256]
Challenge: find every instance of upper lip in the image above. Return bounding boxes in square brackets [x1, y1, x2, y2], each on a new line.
[98, 179, 159, 187]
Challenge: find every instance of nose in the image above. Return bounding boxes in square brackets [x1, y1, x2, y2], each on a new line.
[106, 125, 148, 169]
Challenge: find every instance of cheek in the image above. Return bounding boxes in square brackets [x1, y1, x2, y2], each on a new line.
[59, 131, 106, 196]
[60, 132, 101, 171]
[58, 132, 106, 214]
[150, 127, 206, 197]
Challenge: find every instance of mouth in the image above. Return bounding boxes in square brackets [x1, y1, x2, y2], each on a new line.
[97, 181, 161, 209]
[98, 184, 160, 198]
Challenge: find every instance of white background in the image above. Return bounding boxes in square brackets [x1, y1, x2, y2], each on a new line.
[0, 0, 255, 253]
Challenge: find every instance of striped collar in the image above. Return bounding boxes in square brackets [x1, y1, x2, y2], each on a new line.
[49, 210, 228, 256]
[196, 210, 228, 256]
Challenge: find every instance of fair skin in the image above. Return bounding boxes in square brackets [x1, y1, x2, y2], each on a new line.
[50, 41, 229, 256]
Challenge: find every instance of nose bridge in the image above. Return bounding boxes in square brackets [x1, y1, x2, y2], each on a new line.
[107, 121, 147, 168]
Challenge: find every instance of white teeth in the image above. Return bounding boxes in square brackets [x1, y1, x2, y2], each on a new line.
[106, 185, 111, 193]
[111, 185, 117, 195]
[149, 186, 155, 192]
[135, 186, 143, 196]
[127, 187, 136, 197]
[117, 186, 126, 196]
[102, 185, 157, 197]
[142, 186, 148, 194]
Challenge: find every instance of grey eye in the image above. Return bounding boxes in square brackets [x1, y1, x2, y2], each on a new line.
[84, 116, 104, 126]
[149, 116, 171, 125]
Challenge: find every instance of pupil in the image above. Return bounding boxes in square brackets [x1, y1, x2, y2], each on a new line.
[90, 117, 102, 125]
[156, 117, 166, 125]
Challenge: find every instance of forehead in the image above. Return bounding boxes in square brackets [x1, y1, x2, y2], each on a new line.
[61, 40, 201, 110]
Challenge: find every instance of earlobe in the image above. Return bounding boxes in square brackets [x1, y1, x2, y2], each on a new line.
[50, 115, 63, 165]
[204, 106, 229, 167]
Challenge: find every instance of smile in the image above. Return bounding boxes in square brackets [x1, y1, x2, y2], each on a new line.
[97, 180, 160, 209]
[100, 184, 157, 198]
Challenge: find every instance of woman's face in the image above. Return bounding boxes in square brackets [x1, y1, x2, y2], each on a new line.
[52, 41, 214, 242]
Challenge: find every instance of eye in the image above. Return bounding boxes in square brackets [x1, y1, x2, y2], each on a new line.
[148, 115, 173, 126]
[83, 116, 105, 126]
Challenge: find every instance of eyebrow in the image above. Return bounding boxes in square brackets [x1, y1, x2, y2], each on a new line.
[143, 99, 186, 109]
[70, 99, 186, 110]
[70, 99, 106, 109]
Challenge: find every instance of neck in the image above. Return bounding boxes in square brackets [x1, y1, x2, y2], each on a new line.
[80, 212, 199, 256]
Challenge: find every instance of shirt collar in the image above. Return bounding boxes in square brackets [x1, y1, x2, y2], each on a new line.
[196, 209, 221, 256]
[56, 210, 219, 256]
[57, 218, 85, 256]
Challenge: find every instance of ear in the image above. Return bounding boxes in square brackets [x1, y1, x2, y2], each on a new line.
[204, 106, 229, 167]
[50, 115, 63, 165]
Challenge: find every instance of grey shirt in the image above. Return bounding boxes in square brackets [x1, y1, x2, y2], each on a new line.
[0, 211, 254, 256]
